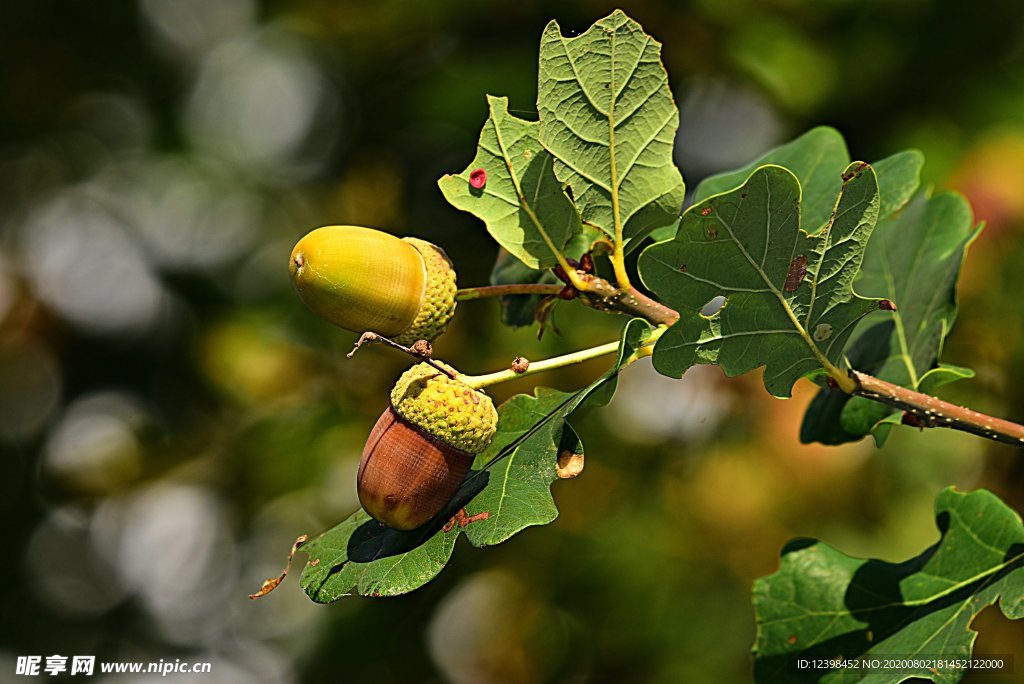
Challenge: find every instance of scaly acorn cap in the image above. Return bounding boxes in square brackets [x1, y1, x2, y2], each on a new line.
[289, 225, 457, 344]
[390, 362, 498, 455]
[398, 238, 457, 345]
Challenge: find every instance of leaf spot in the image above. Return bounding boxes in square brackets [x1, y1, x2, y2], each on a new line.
[813, 323, 833, 342]
[469, 168, 487, 189]
[784, 255, 808, 293]
[444, 508, 492, 532]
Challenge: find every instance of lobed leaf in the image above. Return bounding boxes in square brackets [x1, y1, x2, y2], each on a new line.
[693, 127, 851, 235]
[639, 163, 884, 397]
[801, 192, 981, 446]
[537, 10, 685, 252]
[438, 95, 582, 270]
[753, 488, 1024, 683]
[687, 128, 922, 237]
[873, 150, 926, 218]
[464, 317, 651, 546]
[298, 319, 652, 600]
[689, 125, 975, 443]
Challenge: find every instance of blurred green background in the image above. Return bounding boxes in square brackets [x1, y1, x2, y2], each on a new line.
[2, 1, 1024, 682]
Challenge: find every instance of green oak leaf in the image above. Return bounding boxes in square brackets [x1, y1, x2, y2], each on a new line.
[686, 128, 922, 237]
[693, 127, 851, 235]
[801, 191, 981, 446]
[438, 95, 582, 270]
[464, 318, 651, 546]
[753, 488, 1024, 684]
[537, 10, 685, 252]
[873, 150, 926, 219]
[299, 319, 652, 600]
[300, 509, 459, 600]
[639, 163, 884, 398]
[462, 400, 581, 546]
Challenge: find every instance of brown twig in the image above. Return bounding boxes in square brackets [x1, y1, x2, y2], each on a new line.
[459, 272, 1024, 447]
[575, 275, 680, 327]
[850, 371, 1024, 447]
[348, 332, 455, 378]
[570, 276, 1022, 447]
[457, 274, 679, 327]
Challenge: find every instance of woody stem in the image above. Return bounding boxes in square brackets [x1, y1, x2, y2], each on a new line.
[457, 274, 1024, 447]
[849, 371, 1024, 447]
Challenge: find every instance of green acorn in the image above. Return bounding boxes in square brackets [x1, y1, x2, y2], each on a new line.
[358, 362, 498, 530]
[289, 225, 457, 344]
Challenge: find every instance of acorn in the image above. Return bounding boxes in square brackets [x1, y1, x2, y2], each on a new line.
[289, 226, 457, 345]
[358, 361, 499, 530]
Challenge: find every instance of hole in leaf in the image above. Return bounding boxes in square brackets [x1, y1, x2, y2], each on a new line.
[701, 295, 727, 317]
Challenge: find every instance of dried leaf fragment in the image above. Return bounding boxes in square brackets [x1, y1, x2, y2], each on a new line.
[249, 534, 309, 600]
[556, 449, 585, 478]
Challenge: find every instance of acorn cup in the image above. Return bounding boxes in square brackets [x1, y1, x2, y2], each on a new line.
[358, 362, 499, 530]
[289, 225, 457, 345]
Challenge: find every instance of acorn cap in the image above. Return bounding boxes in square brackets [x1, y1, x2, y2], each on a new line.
[390, 362, 498, 455]
[397, 238, 457, 345]
[289, 226, 457, 343]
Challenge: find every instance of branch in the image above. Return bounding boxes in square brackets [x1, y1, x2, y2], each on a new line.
[460, 323, 666, 390]
[571, 277, 1023, 447]
[458, 273, 679, 325]
[850, 371, 1024, 447]
[576, 275, 680, 327]
[459, 274, 1024, 447]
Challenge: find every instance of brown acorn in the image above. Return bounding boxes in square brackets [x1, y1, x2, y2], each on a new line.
[357, 362, 498, 530]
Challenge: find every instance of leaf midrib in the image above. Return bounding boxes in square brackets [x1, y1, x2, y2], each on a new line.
[490, 100, 573, 266]
[759, 546, 1024, 628]
[712, 173, 836, 375]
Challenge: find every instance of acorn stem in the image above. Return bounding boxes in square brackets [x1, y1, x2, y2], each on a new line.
[348, 332, 456, 379]
[460, 340, 623, 389]
[460, 327, 666, 390]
